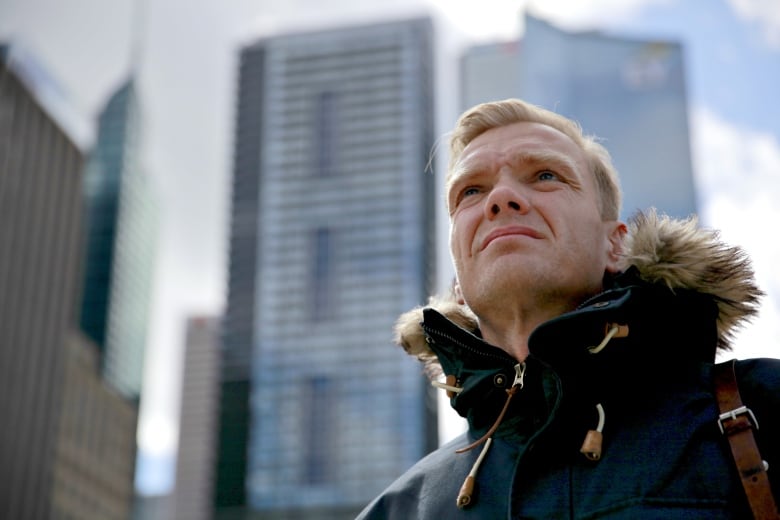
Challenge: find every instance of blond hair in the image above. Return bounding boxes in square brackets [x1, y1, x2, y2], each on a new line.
[448, 98, 621, 220]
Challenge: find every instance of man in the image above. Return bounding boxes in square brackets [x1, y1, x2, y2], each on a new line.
[357, 98, 780, 518]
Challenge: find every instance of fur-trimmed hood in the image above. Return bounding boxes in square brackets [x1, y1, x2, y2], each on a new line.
[395, 209, 763, 376]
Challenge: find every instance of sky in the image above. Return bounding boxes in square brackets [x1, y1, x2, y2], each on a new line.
[1, 0, 779, 497]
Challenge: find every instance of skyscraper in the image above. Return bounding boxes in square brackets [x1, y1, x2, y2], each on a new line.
[0, 43, 84, 519]
[219, 17, 438, 519]
[174, 316, 221, 520]
[51, 331, 138, 519]
[79, 77, 158, 400]
[1, 42, 141, 520]
[461, 13, 697, 220]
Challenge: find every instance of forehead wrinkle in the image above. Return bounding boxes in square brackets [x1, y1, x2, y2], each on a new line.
[446, 155, 479, 198]
[446, 142, 507, 188]
[448, 148, 580, 188]
[446, 139, 589, 205]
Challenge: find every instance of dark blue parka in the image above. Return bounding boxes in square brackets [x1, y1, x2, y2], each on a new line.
[357, 211, 780, 519]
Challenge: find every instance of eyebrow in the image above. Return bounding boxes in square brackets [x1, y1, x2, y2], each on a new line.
[513, 150, 579, 174]
[447, 149, 580, 192]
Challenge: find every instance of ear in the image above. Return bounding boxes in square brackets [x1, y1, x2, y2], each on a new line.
[605, 221, 627, 274]
[453, 280, 466, 305]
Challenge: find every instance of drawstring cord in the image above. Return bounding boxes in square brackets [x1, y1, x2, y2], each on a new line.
[580, 403, 606, 461]
[588, 323, 629, 354]
[435, 324, 624, 510]
[456, 363, 526, 454]
[439, 363, 525, 509]
[582, 324, 624, 460]
[456, 438, 492, 508]
[431, 378, 463, 397]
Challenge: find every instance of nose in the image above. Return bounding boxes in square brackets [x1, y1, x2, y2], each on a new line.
[485, 183, 529, 218]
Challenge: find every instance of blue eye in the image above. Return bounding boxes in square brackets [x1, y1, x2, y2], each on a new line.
[463, 187, 480, 197]
[538, 170, 558, 181]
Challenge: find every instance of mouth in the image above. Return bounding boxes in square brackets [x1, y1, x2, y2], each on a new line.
[480, 226, 544, 251]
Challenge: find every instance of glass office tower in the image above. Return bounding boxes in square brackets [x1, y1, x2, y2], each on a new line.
[462, 14, 697, 220]
[220, 17, 438, 519]
[79, 79, 158, 400]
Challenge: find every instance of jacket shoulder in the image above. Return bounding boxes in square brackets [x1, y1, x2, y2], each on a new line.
[733, 357, 780, 405]
[355, 434, 473, 519]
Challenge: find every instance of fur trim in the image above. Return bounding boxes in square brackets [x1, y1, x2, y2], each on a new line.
[394, 209, 763, 371]
[620, 209, 762, 350]
[394, 293, 477, 378]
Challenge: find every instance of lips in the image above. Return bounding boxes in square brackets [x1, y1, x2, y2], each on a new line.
[480, 226, 544, 251]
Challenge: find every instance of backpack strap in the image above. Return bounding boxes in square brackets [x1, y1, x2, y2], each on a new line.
[713, 359, 779, 519]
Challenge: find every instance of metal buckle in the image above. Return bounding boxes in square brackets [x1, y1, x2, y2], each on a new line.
[718, 405, 759, 434]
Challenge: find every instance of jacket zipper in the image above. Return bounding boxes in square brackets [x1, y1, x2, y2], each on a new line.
[423, 325, 516, 366]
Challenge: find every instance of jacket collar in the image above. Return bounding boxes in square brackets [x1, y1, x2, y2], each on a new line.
[421, 274, 719, 437]
[394, 209, 762, 380]
[421, 269, 719, 385]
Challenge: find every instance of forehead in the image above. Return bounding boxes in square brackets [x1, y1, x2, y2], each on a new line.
[451, 121, 586, 177]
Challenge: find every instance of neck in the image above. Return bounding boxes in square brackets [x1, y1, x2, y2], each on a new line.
[475, 301, 576, 362]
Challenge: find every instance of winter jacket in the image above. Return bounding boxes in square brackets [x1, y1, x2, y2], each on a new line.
[357, 210, 780, 519]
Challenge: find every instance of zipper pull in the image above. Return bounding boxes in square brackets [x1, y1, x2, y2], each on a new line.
[512, 362, 526, 390]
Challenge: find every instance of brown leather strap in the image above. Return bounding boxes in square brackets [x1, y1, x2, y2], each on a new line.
[713, 359, 780, 519]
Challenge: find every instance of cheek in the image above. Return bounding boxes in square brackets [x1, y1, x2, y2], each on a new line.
[450, 210, 480, 255]
[449, 236, 472, 281]
[450, 219, 473, 263]
[448, 229, 463, 267]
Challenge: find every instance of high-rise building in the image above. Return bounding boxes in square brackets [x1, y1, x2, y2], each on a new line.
[51, 331, 138, 519]
[215, 37, 263, 518]
[1, 42, 140, 520]
[174, 316, 221, 520]
[461, 13, 697, 220]
[0, 43, 84, 519]
[219, 17, 438, 519]
[79, 77, 158, 400]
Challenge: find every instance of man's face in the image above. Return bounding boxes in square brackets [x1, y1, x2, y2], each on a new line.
[447, 121, 623, 315]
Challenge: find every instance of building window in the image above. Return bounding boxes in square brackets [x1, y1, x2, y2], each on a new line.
[310, 228, 335, 321]
[314, 90, 339, 177]
[302, 375, 335, 484]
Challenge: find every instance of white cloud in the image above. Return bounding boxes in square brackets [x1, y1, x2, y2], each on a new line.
[427, 0, 524, 40]
[692, 106, 780, 359]
[727, 0, 780, 49]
